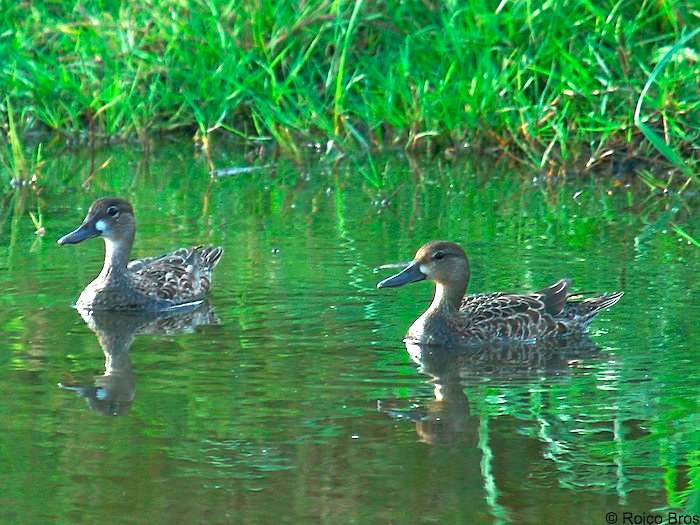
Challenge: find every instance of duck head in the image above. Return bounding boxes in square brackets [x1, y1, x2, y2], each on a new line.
[57, 198, 135, 247]
[377, 241, 470, 309]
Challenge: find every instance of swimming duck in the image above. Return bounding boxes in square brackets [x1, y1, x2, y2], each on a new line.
[57, 198, 223, 311]
[377, 241, 623, 346]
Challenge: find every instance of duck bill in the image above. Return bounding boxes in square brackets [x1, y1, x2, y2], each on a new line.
[57, 221, 100, 245]
[377, 261, 426, 288]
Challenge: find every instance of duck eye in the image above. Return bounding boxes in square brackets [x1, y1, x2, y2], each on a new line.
[107, 206, 119, 217]
[434, 251, 445, 260]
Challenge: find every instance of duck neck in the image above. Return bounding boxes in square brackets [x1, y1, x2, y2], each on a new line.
[427, 278, 467, 315]
[102, 337, 135, 373]
[99, 235, 133, 281]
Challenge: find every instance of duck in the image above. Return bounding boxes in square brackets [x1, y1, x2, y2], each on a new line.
[57, 197, 223, 312]
[377, 241, 623, 346]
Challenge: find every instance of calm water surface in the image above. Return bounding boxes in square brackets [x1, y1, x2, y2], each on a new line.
[1, 143, 698, 524]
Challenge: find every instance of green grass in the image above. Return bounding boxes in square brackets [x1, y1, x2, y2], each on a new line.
[1, 98, 44, 186]
[0, 0, 698, 173]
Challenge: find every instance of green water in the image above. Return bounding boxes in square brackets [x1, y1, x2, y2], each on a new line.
[1, 143, 699, 524]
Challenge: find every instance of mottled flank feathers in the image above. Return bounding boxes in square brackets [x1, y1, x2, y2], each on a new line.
[453, 280, 624, 342]
[128, 246, 224, 303]
[377, 241, 624, 346]
[58, 197, 224, 311]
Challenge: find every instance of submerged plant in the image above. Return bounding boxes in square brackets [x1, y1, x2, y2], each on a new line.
[1, 98, 44, 188]
[28, 206, 44, 237]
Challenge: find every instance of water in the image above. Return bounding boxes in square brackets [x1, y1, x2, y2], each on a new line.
[1, 142, 699, 524]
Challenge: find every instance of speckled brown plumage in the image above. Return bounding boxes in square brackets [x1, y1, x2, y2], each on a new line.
[128, 246, 223, 303]
[58, 198, 223, 311]
[447, 281, 624, 343]
[377, 241, 623, 346]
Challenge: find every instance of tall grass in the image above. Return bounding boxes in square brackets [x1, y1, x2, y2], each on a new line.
[0, 0, 697, 173]
[1, 98, 43, 186]
[634, 27, 699, 179]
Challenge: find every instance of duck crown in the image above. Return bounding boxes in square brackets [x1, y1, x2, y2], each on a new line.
[413, 241, 467, 265]
[86, 197, 135, 221]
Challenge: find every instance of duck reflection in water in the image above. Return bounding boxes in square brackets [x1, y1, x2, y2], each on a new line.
[59, 304, 218, 416]
[381, 337, 601, 445]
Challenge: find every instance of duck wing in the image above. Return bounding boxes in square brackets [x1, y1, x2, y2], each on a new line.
[458, 279, 572, 340]
[129, 246, 223, 304]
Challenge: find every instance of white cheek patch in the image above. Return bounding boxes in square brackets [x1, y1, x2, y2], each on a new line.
[419, 264, 430, 276]
[95, 219, 107, 232]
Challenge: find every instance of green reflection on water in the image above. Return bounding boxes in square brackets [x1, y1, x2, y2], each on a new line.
[0, 143, 698, 524]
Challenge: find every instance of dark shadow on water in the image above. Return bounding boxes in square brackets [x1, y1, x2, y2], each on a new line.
[380, 337, 602, 446]
[58, 304, 219, 416]
[379, 337, 605, 522]
[407, 336, 603, 379]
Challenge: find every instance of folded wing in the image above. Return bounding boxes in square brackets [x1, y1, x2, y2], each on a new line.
[130, 246, 223, 304]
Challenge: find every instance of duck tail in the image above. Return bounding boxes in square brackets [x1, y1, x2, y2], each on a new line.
[201, 246, 223, 270]
[565, 291, 624, 327]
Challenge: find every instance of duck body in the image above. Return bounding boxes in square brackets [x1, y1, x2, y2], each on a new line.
[76, 246, 223, 312]
[59, 198, 223, 312]
[378, 241, 623, 346]
[406, 281, 623, 346]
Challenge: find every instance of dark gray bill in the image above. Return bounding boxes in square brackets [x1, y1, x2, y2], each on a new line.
[376, 261, 426, 288]
[57, 221, 100, 245]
